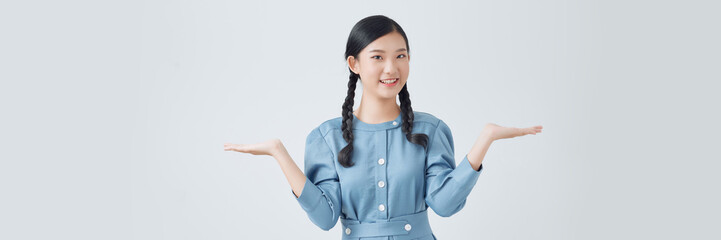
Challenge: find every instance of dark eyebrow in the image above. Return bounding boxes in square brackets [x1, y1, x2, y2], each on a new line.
[368, 48, 407, 53]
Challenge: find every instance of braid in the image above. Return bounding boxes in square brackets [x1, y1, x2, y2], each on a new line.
[338, 71, 359, 167]
[399, 83, 429, 149]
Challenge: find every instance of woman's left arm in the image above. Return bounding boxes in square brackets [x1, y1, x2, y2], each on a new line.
[467, 123, 543, 170]
[424, 121, 543, 217]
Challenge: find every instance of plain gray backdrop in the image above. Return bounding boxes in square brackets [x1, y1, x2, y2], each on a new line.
[1, 0, 719, 239]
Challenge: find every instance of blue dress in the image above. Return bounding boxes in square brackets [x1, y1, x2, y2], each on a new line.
[294, 110, 483, 239]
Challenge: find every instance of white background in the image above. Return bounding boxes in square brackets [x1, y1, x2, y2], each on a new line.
[1, 0, 719, 239]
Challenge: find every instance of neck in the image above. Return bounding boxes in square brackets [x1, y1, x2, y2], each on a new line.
[353, 93, 401, 124]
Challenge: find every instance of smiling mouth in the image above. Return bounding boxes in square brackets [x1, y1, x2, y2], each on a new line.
[379, 78, 398, 84]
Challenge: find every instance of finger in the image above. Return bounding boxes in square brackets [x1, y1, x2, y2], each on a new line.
[226, 144, 245, 152]
[236, 144, 249, 152]
[518, 128, 530, 137]
[524, 128, 538, 135]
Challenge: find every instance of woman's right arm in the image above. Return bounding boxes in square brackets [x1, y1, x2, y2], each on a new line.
[223, 127, 342, 231]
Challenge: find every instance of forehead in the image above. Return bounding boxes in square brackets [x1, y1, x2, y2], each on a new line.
[361, 31, 407, 54]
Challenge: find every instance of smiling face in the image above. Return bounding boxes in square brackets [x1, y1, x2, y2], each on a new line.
[347, 31, 410, 100]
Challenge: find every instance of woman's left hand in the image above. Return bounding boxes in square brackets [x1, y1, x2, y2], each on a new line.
[483, 123, 543, 141]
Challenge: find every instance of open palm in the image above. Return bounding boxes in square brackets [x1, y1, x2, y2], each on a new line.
[223, 139, 282, 157]
[485, 123, 543, 141]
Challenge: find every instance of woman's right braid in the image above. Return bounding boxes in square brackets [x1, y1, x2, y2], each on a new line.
[338, 71, 359, 167]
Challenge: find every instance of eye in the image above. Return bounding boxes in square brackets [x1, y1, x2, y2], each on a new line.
[397, 54, 407, 59]
[372, 55, 382, 60]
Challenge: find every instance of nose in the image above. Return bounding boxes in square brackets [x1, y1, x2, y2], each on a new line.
[383, 59, 397, 76]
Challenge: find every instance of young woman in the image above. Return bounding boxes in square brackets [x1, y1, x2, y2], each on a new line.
[224, 15, 542, 240]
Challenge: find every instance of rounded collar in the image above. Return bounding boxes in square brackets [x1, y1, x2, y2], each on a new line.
[352, 110, 403, 131]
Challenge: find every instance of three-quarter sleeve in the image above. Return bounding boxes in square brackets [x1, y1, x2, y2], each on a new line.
[293, 127, 341, 231]
[424, 119, 483, 217]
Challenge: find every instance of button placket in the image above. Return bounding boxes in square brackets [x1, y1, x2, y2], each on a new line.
[374, 131, 389, 219]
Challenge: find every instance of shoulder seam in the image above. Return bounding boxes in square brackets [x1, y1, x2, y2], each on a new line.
[413, 111, 442, 128]
[426, 119, 442, 159]
[314, 127, 337, 160]
[315, 127, 340, 174]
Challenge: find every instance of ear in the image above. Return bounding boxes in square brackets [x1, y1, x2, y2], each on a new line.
[347, 55, 360, 74]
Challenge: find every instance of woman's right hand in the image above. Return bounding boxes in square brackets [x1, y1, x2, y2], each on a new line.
[224, 138, 283, 157]
[225, 139, 306, 198]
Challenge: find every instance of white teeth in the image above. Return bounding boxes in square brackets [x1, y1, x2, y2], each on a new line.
[380, 79, 397, 84]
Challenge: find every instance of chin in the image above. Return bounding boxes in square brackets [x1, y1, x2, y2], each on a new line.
[377, 92, 401, 100]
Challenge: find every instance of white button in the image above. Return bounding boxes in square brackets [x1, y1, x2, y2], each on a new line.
[392, 121, 398, 125]
[378, 158, 385, 165]
[378, 204, 385, 211]
[404, 224, 412, 231]
[345, 227, 351, 235]
[378, 181, 385, 188]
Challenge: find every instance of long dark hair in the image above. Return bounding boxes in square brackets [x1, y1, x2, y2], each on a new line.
[338, 15, 428, 168]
